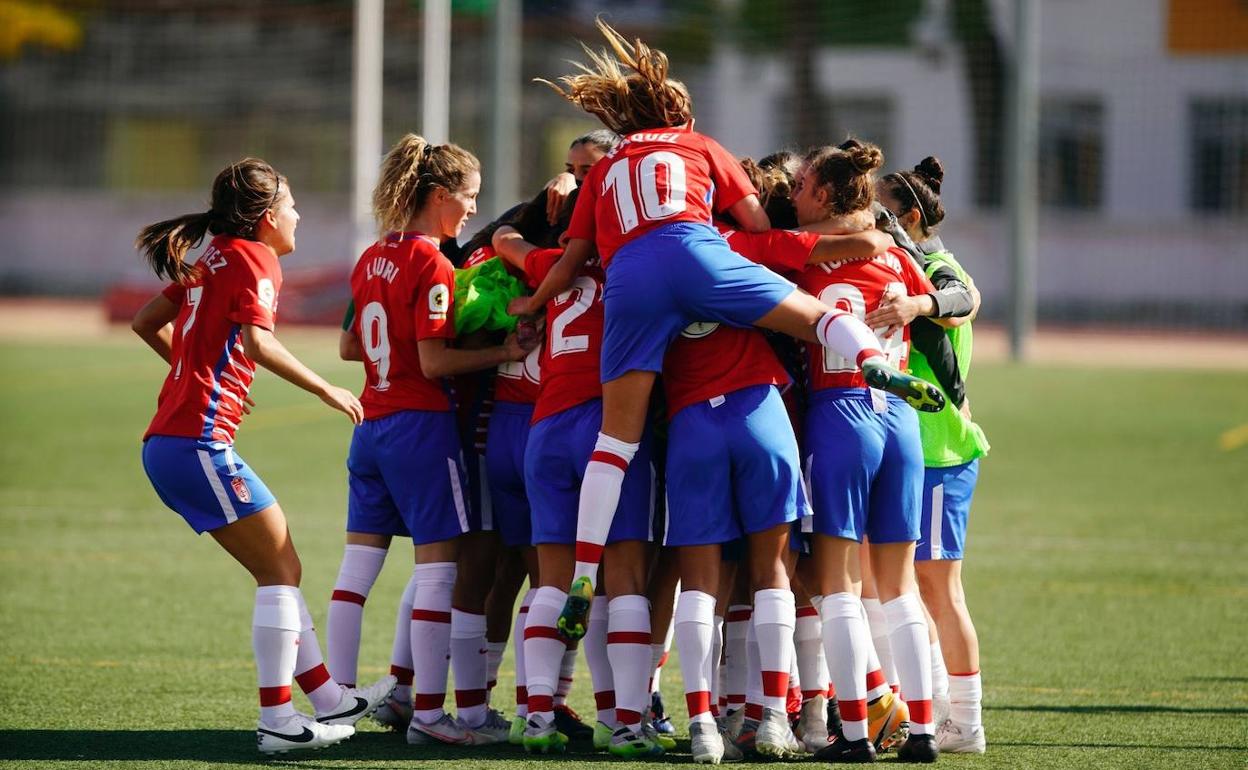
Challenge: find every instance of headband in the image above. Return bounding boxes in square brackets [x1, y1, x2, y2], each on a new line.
[892, 172, 930, 230]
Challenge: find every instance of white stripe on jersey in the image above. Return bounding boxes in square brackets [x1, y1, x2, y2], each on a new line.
[220, 388, 244, 405]
[197, 449, 238, 523]
[220, 370, 245, 388]
[448, 457, 470, 533]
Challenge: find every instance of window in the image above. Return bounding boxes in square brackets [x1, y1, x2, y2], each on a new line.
[1039, 97, 1104, 210]
[1190, 99, 1248, 213]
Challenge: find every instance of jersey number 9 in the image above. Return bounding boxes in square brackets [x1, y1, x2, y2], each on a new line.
[361, 301, 391, 391]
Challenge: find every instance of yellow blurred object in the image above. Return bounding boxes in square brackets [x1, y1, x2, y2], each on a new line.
[0, 1, 82, 60]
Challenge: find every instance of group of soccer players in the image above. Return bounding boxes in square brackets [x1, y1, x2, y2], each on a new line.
[133, 21, 988, 764]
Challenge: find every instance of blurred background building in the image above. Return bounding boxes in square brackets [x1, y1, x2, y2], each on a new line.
[1, 0, 1245, 331]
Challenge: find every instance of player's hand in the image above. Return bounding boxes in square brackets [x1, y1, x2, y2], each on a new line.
[508, 296, 538, 317]
[242, 394, 256, 415]
[865, 288, 922, 335]
[320, 385, 364, 425]
[545, 172, 577, 225]
[501, 333, 532, 361]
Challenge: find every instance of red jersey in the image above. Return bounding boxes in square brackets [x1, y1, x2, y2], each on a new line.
[795, 247, 935, 392]
[349, 232, 456, 419]
[661, 228, 818, 416]
[565, 126, 757, 265]
[525, 247, 604, 423]
[144, 235, 281, 444]
[464, 244, 541, 404]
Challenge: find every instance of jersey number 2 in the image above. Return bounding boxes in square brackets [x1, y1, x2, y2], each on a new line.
[549, 276, 598, 357]
[361, 301, 391, 391]
[603, 151, 688, 235]
[817, 283, 906, 373]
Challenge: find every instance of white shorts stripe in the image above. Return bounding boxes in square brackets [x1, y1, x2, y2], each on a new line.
[197, 449, 238, 523]
[930, 483, 945, 559]
[448, 457, 470, 533]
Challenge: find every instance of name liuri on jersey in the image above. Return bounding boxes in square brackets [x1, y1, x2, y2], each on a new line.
[365, 256, 399, 283]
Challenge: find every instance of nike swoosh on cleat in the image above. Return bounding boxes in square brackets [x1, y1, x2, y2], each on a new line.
[317, 697, 368, 722]
[258, 726, 316, 743]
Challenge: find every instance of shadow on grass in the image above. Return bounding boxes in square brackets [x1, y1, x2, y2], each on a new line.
[0, 730, 690, 764]
[996, 741, 1246, 752]
[987, 704, 1248, 716]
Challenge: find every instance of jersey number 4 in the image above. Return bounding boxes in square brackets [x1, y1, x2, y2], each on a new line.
[603, 151, 688, 235]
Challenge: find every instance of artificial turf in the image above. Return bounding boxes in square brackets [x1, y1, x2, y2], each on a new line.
[0, 329, 1245, 769]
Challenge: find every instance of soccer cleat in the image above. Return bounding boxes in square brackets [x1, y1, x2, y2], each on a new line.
[372, 693, 412, 732]
[407, 712, 472, 745]
[862, 359, 945, 413]
[642, 720, 677, 751]
[593, 720, 617, 750]
[827, 697, 845, 742]
[690, 721, 725, 764]
[796, 695, 830, 752]
[868, 691, 910, 752]
[935, 719, 985, 754]
[257, 712, 354, 754]
[509, 715, 526, 745]
[608, 725, 665, 758]
[523, 713, 570, 754]
[557, 576, 594, 641]
[553, 703, 594, 741]
[813, 736, 877, 763]
[897, 732, 940, 763]
[316, 674, 398, 726]
[719, 724, 745, 761]
[460, 708, 511, 745]
[649, 691, 676, 735]
[734, 717, 758, 756]
[754, 706, 797, 758]
[723, 707, 745, 740]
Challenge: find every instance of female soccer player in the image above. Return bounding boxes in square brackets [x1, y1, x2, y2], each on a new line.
[337, 134, 529, 746]
[510, 22, 943, 637]
[133, 158, 379, 754]
[791, 141, 941, 763]
[877, 157, 988, 755]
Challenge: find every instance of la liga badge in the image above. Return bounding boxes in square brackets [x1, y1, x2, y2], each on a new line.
[231, 476, 252, 504]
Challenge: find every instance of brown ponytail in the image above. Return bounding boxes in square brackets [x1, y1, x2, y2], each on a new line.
[135, 157, 285, 284]
[372, 133, 480, 234]
[805, 138, 884, 217]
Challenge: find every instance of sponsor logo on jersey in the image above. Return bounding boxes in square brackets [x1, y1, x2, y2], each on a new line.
[428, 284, 449, 319]
[232, 476, 252, 504]
[257, 278, 276, 310]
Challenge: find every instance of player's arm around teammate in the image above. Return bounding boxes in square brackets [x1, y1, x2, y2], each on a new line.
[134, 159, 367, 755]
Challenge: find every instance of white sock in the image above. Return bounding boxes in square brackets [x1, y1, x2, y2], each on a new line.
[571, 433, 639, 584]
[253, 585, 301, 726]
[485, 640, 507, 698]
[389, 569, 418, 704]
[816, 312, 886, 369]
[585, 595, 616, 725]
[860, 600, 890, 701]
[293, 590, 346, 715]
[949, 671, 983, 728]
[753, 588, 796, 713]
[523, 586, 568, 722]
[451, 608, 489, 727]
[710, 614, 724, 716]
[607, 594, 651, 731]
[723, 605, 750, 713]
[931, 639, 950, 702]
[883, 593, 934, 735]
[820, 593, 871, 742]
[674, 590, 716, 726]
[325, 544, 387, 687]
[795, 605, 824, 702]
[410, 562, 455, 722]
[744, 610, 763, 721]
[555, 644, 577, 706]
[513, 589, 536, 718]
[863, 597, 899, 690]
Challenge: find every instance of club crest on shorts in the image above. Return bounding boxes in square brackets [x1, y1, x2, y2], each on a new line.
[231, 476, 252, 504]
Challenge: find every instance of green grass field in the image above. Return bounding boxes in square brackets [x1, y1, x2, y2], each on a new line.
[1, 329, 1246, 769]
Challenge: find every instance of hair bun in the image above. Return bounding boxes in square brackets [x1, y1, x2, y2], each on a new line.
[914, 156, 944, 192]
[848, 144, 884, 175]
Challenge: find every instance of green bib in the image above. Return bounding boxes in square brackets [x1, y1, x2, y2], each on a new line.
[908, 250, 990, 467]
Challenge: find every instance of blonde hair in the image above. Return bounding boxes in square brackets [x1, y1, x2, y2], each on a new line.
[372, 133, 480, 233]
[538, 18, 693, 135]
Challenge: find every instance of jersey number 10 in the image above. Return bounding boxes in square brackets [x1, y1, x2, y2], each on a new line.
[603, 151, 688, 235]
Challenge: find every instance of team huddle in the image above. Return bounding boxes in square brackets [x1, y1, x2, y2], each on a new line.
[132, 21, 988, 764]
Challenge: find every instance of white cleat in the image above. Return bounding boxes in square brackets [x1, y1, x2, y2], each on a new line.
[257, 712, 354, 754]
[459, 708, 512, 745]
[690, 721, 725, 764]
[317, 675, 398, 725]
[407, 712, 472, 745]
[753, 707, 796, 758]
[797, 695, 830, 752]
[933, 694, 951, 731]
[936, 718, 986, 754]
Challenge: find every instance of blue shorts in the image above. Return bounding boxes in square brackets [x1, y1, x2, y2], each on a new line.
[916, 460, 979, 561]
[601, 222, 797, 383]
[347, 410, 471, 544]
[803, 390, 923, 544]
[485, 401, 535, 547]
[525, 399, 656, 545]
[664, 385, 800, 546]
[142, 435, 277, 534]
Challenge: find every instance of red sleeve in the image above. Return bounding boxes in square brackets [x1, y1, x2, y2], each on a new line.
[896, 248, 936, 295]
[761, 230, 818, 272]
[703, 135, 757, 213]
[523, 248, 564, 289]
[225, 257, 279, 330]
[564, 165, 601, 243]
[463, 245, 495, 269]
[414, 255, 456, 341]
[161, 281, 187, 305]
